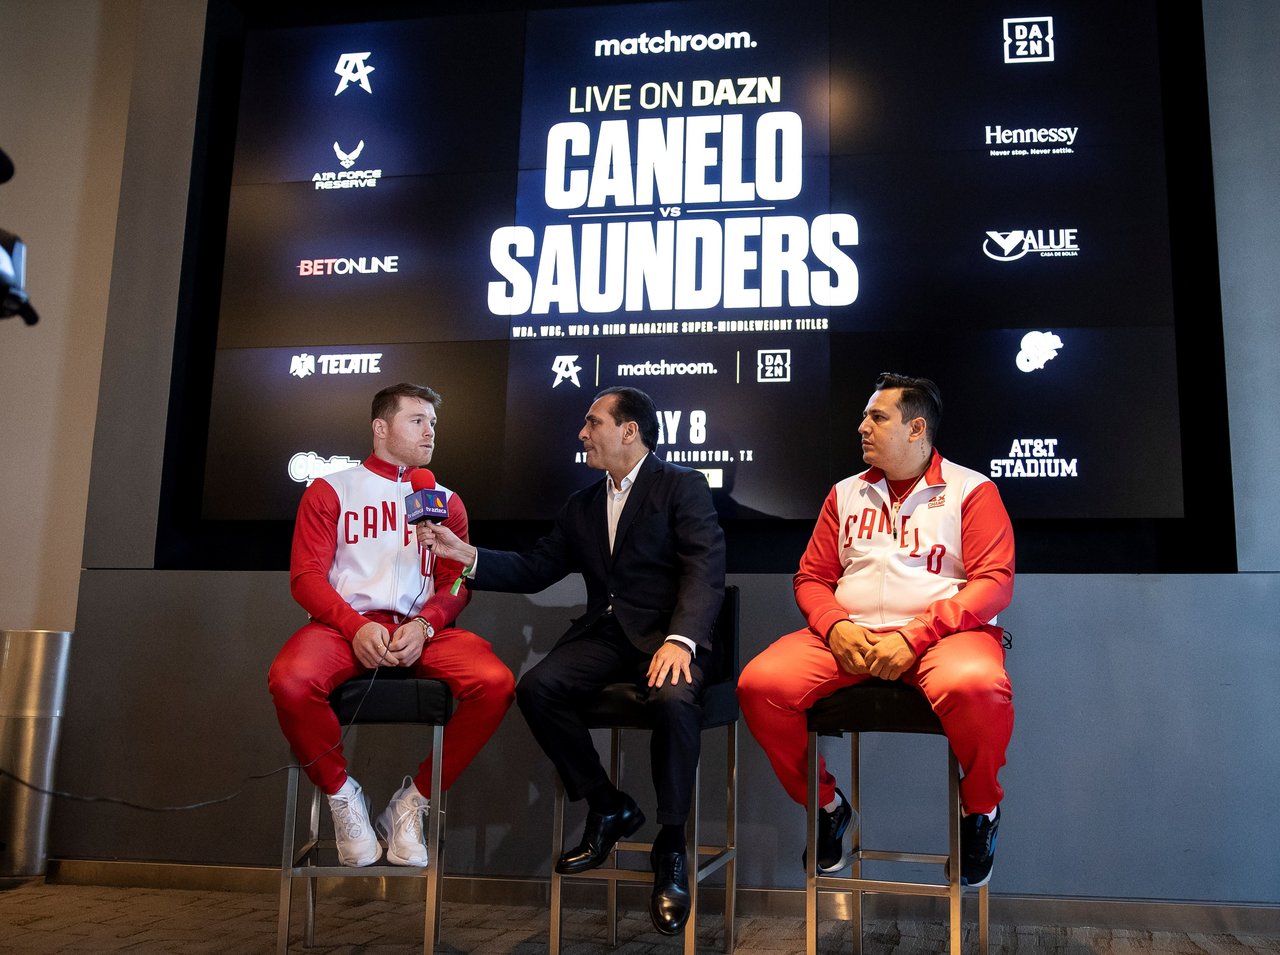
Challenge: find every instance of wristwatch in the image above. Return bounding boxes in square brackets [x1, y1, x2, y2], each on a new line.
[417, 617, 434, 640]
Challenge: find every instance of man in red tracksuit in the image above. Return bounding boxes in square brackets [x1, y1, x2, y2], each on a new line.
[268, 382, 514, 866]
[737, 372, 1014, 887]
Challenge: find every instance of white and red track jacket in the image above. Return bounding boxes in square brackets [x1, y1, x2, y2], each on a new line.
[289, 454, 471, 640]
[794, 449, 1015, 656]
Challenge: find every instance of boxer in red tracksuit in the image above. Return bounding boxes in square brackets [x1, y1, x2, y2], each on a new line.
[737, 373, 1014, 887]
[268, 383, 514, 866]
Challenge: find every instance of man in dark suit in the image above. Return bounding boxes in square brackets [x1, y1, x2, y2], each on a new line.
[417, 386, 725, 935]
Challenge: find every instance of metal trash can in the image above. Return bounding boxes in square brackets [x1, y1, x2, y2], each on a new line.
[0, 629, 72, 879]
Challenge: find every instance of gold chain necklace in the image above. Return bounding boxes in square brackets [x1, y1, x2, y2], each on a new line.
[888, 474, 924, 540]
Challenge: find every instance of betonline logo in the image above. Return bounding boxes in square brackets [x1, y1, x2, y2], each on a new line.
[982, 229, 1078, 261]
[1003, 17, 1053, 63]
[617, 359, 718, 377]
[297, 255, 399, 276]
[594, 29, 756, 57]
[290, 352, 383, 377]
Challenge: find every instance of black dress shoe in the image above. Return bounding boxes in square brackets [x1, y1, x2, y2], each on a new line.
[555, 795, 645, 874]
[648, 848, 691, 936]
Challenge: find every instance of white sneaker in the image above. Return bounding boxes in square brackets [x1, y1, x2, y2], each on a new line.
[376, 776, 430, 866]
[327, 778, 381, 866]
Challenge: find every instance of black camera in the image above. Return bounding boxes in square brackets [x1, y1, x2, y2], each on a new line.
[1, 146, 38, 326]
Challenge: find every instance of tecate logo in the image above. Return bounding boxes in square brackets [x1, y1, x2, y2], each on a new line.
[290, 352, 383, 377]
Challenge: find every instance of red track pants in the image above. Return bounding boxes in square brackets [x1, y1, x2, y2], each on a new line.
[737, 627, 1012, 815]
[268, 615, 515, 796]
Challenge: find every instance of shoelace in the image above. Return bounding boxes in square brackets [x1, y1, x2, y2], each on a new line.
[389, 799, 428, 843]
[330, 793, 368, 839]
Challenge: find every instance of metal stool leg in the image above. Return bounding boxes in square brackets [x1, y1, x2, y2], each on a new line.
[723, 720, 737, 954]
[304, 784, 321, 948]
[805, 731, 819, 955]
[683, 760, 701, 955]
[277, 766, 299, 955]
[948, 750, 962, 955]
[550, 779, 565, 954]
[607, 727, 621, 948]
[979, 882, 990, 955]
[424, 722, 445, 955]
[850, 732, 863, 955]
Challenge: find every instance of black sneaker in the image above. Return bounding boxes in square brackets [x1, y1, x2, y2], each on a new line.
[960, 806, 1000, 887]
[802, 788, 854, 873]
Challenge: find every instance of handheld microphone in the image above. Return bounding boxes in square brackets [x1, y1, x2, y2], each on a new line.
[405, 469, 449, 524]
[405, 469, 466, 594]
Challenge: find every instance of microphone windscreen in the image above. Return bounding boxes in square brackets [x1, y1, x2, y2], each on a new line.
[0, 148, 12, 184]
[405, 469, 448, 524]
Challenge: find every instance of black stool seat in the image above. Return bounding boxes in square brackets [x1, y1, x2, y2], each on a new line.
[329, 669, 454, 725]
[576, 675, 738, 731]
[808, 679, 941, 736]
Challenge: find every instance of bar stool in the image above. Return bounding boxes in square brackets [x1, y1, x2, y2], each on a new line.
[277, 671, 454, 955]
[805, 679, 988, 955]
[549, 585, 740, 954]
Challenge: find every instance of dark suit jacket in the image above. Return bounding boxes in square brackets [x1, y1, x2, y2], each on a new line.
[470, 454, 726, 654]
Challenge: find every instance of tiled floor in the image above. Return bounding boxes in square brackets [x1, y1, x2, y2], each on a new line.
[1, 881, 1277, 954]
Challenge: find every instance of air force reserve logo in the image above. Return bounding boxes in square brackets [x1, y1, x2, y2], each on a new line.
[314, 140, 381, 189]
[334, 52, 375, 95]
[551, 355, 583, 388]
[1003, 17, 1054, 63]
[334, 140, 365, 169]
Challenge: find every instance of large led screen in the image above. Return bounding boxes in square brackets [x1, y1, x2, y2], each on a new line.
[171, 0, 1231, 572]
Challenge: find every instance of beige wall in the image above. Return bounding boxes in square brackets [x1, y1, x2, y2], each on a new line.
[0, 0, 140, 629]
